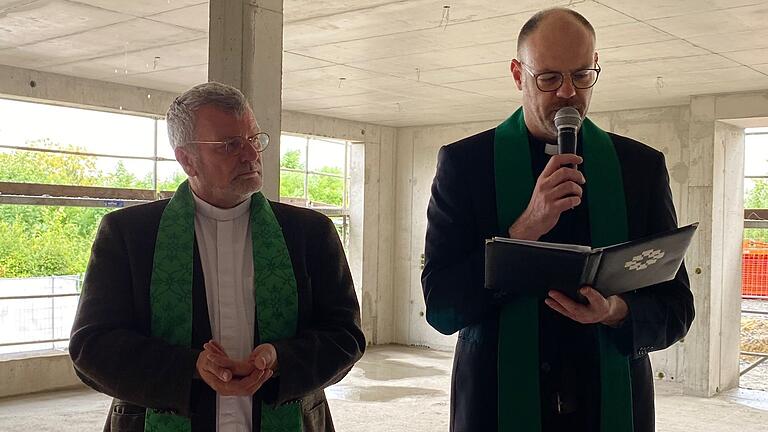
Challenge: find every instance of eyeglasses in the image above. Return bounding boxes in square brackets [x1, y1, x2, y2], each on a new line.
[187, 132, 270, 156]
[520, 62, 601, 92]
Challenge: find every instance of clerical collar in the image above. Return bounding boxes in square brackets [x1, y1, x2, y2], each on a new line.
[526, 131, 558, 156]
[527, 130, 581, 156]
[192, 191, 251, 221]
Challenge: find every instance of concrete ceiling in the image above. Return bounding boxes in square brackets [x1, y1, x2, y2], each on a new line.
[1, 0, 768, 127]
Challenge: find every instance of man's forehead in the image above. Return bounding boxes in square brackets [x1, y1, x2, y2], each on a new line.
[193, 106, 258, 137]
[519, 28, 595, 69]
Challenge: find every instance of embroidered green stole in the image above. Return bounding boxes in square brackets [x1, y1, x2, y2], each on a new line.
[144, 180, 302, 432]
[494, 108, 633, 431]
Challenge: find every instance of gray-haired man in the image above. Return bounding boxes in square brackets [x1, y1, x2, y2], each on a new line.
[70, 82, 365, 432]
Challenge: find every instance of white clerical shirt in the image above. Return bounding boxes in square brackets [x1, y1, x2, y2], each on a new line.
[193, 192, 255, 432]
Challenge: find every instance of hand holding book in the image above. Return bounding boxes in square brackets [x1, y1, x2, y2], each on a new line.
[545, 286, 629, 326]
[485, 223, 698, 302]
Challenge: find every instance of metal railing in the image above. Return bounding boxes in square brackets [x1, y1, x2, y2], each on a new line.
[740, 307, 768, 377]
[0, 275, 82, 353]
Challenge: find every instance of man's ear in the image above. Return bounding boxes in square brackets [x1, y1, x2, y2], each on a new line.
[594, 51, 599, 65]
[174, 146, 198, 177]
[510, 59, 524, 91]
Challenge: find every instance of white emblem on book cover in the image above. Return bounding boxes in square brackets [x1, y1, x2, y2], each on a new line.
[624, 249, 666, 271]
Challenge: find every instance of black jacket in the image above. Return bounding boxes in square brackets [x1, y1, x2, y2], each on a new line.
[421, 128, 694, 432]
[70, 199, 365, 432]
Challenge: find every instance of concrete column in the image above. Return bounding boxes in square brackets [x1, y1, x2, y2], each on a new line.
[349, 142, 365, 336]
[683, 96, 743, 396]
[208, 0, 283, 201]
[713, 121, 744, 392]
[349, 132, 397, 345]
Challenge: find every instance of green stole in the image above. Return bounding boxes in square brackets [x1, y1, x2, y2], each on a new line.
[144, 180, 302, 432]
[494, 108, 633, 432]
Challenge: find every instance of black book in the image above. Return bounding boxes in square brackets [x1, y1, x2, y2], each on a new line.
[484, 223, 698, 300]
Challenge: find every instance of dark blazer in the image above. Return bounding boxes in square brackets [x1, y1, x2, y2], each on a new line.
[70, 198, 365, 432]
[421, 128, 694, 432]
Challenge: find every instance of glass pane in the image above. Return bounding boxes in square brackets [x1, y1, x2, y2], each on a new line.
[745, 133, 768, 177]
[157, 160, 187, 191]
[157, 119, 176, 160]
[280, 171, 305, 201]
[745, 178, 768, 242]
[280, 134, 307, 170]
[0, 204, 110, 354]
[0, 148, 154, 188]
[744, 179, 765, 208]
[308, 173, 344, 208]
[98, 158, 155, 189]
[0, 98, 155, 158]
[0, 204, 110, 279]
[308, 137, 345, 174]
[0, 295, 79, 355]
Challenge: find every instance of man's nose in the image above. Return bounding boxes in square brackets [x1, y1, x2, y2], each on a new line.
[241, 139, 260, 162]
[557, 75, 577, 99]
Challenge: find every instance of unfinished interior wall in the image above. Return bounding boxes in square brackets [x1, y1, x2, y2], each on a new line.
[589, 106, 694, 387]
[395, 120, 497, 350]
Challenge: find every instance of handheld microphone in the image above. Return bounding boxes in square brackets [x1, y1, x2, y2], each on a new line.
[554, 107, 582, 169]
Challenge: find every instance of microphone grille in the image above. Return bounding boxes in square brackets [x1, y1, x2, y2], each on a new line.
[554, 107, 582, 129]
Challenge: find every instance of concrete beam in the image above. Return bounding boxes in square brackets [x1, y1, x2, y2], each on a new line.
[0, 64, 176, 117]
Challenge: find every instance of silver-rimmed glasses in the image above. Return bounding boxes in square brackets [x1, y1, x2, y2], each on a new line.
[188, 132, 270, 156]
[520, 62, 601, 92]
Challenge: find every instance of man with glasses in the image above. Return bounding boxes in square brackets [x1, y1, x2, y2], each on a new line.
[422, 8, 693, 432]
[70, 82, 365, 432]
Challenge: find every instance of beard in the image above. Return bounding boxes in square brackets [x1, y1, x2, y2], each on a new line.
[231, 173, 262, 195]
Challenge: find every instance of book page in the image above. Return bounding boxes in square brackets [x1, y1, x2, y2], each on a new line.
[489, 237, 593, 253]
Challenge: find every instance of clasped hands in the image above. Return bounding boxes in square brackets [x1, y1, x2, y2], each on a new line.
[196, 340, 277, 396]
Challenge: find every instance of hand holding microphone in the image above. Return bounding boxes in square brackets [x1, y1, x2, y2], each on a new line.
[507, 107, 585, 241]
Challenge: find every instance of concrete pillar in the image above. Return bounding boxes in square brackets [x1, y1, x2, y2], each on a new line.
[348, 131, 397, 346]
[713, 121, 744, 392]
[208, 0, 283, 201]
[683, 96, 743, 396]
[349, 142, 365, 335]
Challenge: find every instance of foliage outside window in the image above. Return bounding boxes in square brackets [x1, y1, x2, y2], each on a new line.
[279, 133, 351, 247]
[744, 128, 768, 242]
[0, 99, 185, 279]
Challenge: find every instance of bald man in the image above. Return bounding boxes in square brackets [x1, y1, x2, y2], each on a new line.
[421, 8, 694, 432]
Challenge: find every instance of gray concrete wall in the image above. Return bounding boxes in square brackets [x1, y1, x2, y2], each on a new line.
[394, 120, 497, 350]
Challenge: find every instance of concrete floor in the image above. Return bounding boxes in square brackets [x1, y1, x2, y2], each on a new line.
[0, 345, 766, 431]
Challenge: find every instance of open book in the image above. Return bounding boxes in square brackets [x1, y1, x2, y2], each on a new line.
[484, 223, 698, 300]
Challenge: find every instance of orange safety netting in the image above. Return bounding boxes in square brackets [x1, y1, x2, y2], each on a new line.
[743, 239, 768, 298]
